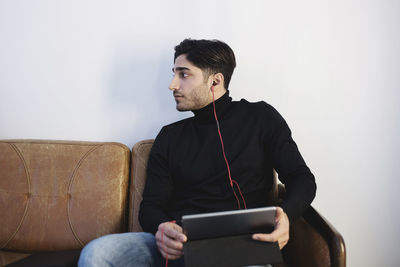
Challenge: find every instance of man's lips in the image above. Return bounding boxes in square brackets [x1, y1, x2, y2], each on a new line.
[174, 94, 183, 99]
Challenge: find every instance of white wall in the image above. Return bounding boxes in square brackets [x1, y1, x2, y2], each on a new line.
[1, 0, 399, 266]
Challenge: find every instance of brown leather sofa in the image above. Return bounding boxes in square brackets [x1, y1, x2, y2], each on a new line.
[0, 139, 345, 267]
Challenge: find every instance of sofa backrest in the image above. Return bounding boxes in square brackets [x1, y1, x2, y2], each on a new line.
[0, 140, 130, 252]
[129, 139, 154, 232]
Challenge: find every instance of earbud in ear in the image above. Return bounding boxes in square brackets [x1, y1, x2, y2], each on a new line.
[211, 81, 217, 92]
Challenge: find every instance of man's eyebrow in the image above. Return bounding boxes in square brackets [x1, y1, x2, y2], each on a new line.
[172, 67, 191, 72]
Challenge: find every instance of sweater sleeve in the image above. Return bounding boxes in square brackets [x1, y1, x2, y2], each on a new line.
[139, 127, 174, 234]
[266, 106, 317, 221]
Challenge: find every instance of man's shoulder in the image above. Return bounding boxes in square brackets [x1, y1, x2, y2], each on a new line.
[153, 117, 193, 147]
[236, 98, 279, 117]
[160, 116, 194, 132]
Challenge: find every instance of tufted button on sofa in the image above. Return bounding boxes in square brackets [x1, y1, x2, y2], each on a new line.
[1, 139, 345, 267]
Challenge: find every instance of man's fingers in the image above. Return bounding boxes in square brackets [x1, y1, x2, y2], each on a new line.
[158, 247, 182, 260]
[161, 223, 187, 242]
[252, 232, 279, 243]
[275, 207, 283, 222]
[155, 222, 186, 260]
[252, 232, 288, 249]
[156, 232, 184, 250]
[156, 241, 183, 257]
[257, 227, 288, 249]
[156, 236, 184, 260]
[252, 207, 290, 250]
[278, 239, 288, 249]
[252, 221, 285, 242]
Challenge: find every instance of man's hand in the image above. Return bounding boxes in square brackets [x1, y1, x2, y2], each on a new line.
[252, 207, 289, 249]
[155, 221, 187, 260]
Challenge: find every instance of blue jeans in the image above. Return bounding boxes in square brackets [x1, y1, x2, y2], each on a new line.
[78, 232, 184, 267]
[78, 232, 272, 267]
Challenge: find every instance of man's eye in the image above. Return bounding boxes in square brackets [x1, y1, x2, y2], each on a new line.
[180, 73, 189, 78]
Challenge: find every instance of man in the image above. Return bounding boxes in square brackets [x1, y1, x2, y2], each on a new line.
[78, 39, 316, 267]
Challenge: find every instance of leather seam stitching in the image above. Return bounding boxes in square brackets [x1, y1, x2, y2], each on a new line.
[0, 143, 31, 249]
[66, 145, 101, 247]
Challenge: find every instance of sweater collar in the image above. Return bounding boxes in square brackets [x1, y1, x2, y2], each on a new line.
[192, 90, 232, 123]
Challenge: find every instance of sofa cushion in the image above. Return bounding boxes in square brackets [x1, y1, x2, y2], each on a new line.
[0, 140, 130, 252]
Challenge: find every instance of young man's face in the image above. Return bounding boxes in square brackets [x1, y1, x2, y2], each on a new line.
[169, 54, 212, 111]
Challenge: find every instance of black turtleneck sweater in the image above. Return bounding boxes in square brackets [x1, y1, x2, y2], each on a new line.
[139, 91, 316, 234]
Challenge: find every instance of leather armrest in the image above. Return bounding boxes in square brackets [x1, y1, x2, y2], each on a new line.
[277, 184, 346, 267]
[302, 206, 346, 267]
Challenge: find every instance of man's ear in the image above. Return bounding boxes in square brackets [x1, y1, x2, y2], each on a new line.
[210, 73, 224, 89]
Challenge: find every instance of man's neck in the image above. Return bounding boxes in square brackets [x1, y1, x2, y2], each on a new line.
[208, 88, 227, 106]
[192, 90, 232, 123]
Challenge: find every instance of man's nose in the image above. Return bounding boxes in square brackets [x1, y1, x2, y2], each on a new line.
[169, 75, 179, 91]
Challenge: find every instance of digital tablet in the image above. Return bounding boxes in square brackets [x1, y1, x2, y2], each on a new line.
[182, 206, 276, 241]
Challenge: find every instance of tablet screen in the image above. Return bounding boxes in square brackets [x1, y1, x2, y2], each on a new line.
[182, 206, 276, 241]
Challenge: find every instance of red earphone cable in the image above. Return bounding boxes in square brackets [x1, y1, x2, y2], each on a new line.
[211, 88, 247, 209]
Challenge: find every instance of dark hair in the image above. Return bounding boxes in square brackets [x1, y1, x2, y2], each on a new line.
[174, 39, 236, 89]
